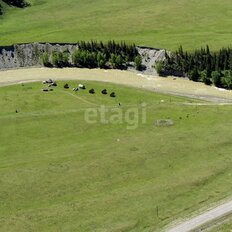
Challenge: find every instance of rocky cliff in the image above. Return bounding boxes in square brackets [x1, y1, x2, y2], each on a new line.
[0, 42, 166, 73]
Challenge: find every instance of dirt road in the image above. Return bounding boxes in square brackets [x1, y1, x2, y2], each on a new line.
[166, 200, 232, 232]
[1, 67, 232, 103]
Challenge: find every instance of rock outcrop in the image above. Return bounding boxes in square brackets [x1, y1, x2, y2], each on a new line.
[0, 43, 78, 69]
[137, 46, 166, 74]
[0, 42, 166, 73]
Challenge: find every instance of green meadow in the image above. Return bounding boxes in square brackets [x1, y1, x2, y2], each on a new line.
[0, 81, 232, 231]
[209, 218, 232, 232]
[0, 0, 231, 50]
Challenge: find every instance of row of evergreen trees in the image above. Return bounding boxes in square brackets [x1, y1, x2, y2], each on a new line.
[158, 46, 232, 89]
[2, 0, 29, 8]
[0, 0, 29, 15]
[42, 41, 142, 70]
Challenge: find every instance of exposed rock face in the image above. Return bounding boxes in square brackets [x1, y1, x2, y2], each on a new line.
[0, 43, 78, 69]
[137, 46, 166, 74]
[0, 43, 166, 73]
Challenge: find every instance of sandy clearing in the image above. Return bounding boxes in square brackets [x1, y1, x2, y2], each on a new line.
[1, 68, 232, 103]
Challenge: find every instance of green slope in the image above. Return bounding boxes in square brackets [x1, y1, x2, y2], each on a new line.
[0, 81, 232, 231]
[0, 0, 231, 50]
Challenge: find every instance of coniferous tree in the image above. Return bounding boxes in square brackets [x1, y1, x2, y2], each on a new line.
[188, 67, 200, 82]
[211, 71, 222, 87]
[222, 70, 232, 89]
[200, 70, 211, 85]
[135, 55, 142, 70]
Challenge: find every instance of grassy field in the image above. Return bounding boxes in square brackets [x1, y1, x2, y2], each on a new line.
[209, 219, 232, 232]
[0, 80, 232, 231]
[0, 0, 231, 50]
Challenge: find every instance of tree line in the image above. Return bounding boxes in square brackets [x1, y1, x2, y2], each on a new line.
[2, 0, 29, 7]
[42, 41, 143, 70]
[0, 0, 29, 15]
[157, 46, 232, 89]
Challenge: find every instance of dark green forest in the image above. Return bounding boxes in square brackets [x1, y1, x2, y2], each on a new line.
[2, 0, 28, 7]
[42, 41, 142, 70]
[0, 0, 28, 14]
[157, 46, 232, 89]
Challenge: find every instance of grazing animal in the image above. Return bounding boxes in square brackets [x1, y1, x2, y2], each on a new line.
[15, 110, 18, 113]
[73, 88, 79, 91]
[43, 79, 53, 84]
[89, 88, 95, 94]
[101, 89, 107, 94]
[42, 88, 49, 92]
[110, 92, 116, 97]
[64, 83, 69, 89]
[118, 103, 121, 106]
[78, 84, 86, 89]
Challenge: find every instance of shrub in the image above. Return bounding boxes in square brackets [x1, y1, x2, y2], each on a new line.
[52, 51, 63, 67]
[134, 55, 142, 70]
[200, 70, 211, 85]
[222, 70, 232, 89]
[188, 68, 200, 82]
[211, 70, 222, 87]
[155, 61, 165, 76]
[62, 52, 70, 66]
[115, 55, 124, 69]
[97, 52, 106, 68]
[42, 52, 50, 67]
[72, 50, 82, 67]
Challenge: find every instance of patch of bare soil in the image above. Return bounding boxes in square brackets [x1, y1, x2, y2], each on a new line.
[1, 68, 232, 103]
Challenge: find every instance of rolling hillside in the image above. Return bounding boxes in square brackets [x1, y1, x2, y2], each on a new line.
[1, 79, 232, 231]
[0, 0, 231, 50]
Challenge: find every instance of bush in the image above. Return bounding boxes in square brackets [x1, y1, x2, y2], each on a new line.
[109, 54, 117, 68]
[188, 68, 200, 82]
[200, 70, 211, 85]
[115, 55, 124, 69]
[52, 51, 63, 67]
[72, 50, 97, 68]
[72, 50, 82, 67]
[211, 71, 222, 87]
[222, 70, 232, 89]
[97, 52, 106, 68]
[134, 55, 142, 70]
[109, 54, 125, 69]
[155, 61, 165, 76]
[42, 52, 50, 67]
[62, 52, 70, 66]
